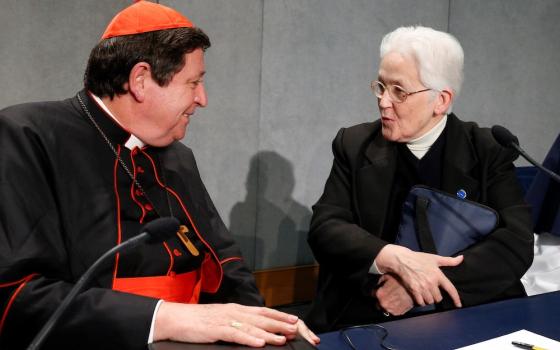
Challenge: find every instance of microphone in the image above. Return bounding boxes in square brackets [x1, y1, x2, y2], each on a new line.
[26, 217, 180, 350]
[491, 125, 560, 184]
[491, 124, 519, 148]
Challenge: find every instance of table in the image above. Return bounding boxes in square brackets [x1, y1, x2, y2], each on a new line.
[317, 291, 560, 350]
[150, 335, 315, 350]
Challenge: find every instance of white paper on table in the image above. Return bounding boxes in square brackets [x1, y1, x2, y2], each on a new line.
[521, 232, 560, 296]
[455, 329, 560, 350]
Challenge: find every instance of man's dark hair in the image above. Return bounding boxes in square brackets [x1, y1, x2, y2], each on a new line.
[84, 27, 210, 98]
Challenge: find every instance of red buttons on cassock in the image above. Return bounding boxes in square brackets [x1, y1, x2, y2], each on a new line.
[173, 249, 182, 257]
[144, 203, 153, 211]
[137, 166, 145, 174]
[135, 189, 142, 196]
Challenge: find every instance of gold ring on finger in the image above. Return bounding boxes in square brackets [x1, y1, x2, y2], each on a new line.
[230, 321, 243, 329]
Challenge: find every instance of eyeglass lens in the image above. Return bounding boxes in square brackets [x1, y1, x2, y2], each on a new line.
[372, 81, 408, 103]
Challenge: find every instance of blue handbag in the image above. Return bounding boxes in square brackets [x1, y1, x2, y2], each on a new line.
[395, 185, 499, 256]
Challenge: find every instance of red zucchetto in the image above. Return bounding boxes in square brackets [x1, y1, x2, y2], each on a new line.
[101, 0, 194, 40]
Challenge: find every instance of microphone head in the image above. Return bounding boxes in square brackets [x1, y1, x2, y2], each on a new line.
[142, 217, 181, 244]
[491, 125, 519, 148]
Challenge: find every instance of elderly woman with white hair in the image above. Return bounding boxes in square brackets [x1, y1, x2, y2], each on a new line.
[306, 26, 534, 332]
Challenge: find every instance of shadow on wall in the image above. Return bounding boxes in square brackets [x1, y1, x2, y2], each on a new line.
[229, 154, 262, 271]
[229, 151, 315, 271]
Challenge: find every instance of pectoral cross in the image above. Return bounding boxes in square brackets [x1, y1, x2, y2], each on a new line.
[176, 225, 200, 256]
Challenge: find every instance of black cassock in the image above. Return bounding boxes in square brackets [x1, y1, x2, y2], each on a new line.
[0, 90, 263, 349]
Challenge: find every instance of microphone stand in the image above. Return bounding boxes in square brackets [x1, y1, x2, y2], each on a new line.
[511, 143, 560, 184]
[26, 232, 150, 350]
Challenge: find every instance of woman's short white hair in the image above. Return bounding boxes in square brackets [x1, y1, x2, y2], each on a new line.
[380, 26, 464, 112]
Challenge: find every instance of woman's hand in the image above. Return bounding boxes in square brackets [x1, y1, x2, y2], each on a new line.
[375, 244, 463, 307]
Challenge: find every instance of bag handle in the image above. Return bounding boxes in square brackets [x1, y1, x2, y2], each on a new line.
[415, 196, 438, 254]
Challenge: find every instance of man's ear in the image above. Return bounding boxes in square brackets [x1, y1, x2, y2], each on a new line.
[128, 62, 152, 102]
[434, 88, 454, 115]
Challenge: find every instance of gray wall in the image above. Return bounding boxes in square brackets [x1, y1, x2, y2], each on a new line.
[1, 0, 559, 270]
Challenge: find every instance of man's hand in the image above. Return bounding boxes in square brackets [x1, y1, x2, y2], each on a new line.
[153, 302, 319, 347]
[374, 274, 414, 316]
[286, 319, 320, 346]
[375, 244, 463, 308]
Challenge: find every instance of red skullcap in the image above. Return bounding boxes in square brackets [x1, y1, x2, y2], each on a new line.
[101, 0, 194, 40]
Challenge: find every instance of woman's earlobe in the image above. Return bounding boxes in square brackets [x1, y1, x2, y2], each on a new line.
[435, 89, 454, 115]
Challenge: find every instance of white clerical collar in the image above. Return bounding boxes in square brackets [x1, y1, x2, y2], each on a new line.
[406, 115, 447, 159]
[90, 94, 145, 150]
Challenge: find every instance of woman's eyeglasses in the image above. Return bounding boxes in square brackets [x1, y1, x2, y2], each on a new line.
[371, 80, 432, 103]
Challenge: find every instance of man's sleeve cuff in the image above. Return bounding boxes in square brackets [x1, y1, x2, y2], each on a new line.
[148, 299, 164, 344]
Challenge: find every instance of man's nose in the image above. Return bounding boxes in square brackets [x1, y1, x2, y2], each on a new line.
[195, 84, 208, 107]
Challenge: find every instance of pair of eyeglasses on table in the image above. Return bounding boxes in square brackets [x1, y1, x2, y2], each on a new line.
[339, 324, 398, 350]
